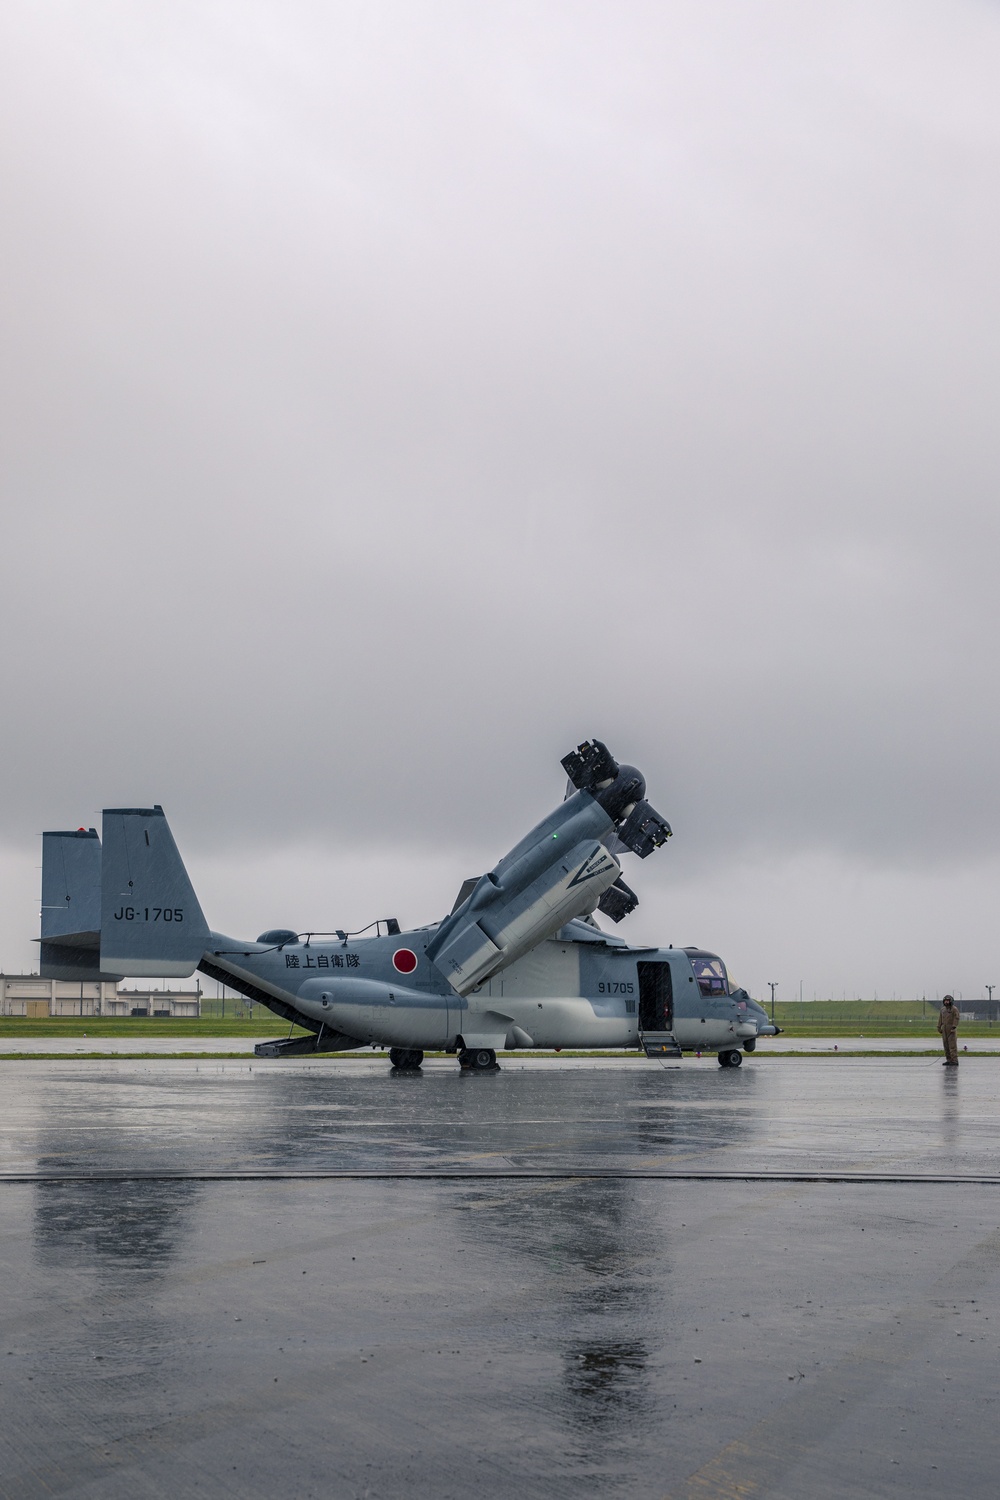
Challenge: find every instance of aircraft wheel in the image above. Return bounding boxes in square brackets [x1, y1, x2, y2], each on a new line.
[389, 1047, 424, 1070]
[463, 1048, 497, 1071]
[719, 1049, 742, 1068]
[743, 1037, 756, 1053]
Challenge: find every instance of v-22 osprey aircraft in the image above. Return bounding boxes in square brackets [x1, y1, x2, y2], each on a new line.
[38, 740, 778, 1069]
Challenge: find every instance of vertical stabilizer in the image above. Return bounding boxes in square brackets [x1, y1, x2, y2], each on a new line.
[99, 807, 210, 977]
[39, 828, 118, 980]
[41, 829, 101, 941]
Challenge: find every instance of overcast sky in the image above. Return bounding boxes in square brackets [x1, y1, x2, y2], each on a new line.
[2, 0, 999, 1000]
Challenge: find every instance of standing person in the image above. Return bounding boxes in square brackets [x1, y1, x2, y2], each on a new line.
[937, 994, 960, 1066]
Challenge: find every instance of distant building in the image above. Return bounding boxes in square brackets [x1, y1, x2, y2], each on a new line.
[111, 989, 201, 1018]
[931, 998, 1000, 1022]
[0, 975, 201, 1018]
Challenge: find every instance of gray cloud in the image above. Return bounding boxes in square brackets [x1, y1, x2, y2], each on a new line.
[2, 1, 999, 992]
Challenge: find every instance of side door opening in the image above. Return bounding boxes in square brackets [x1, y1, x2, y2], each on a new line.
[637, 961, 673, 1032]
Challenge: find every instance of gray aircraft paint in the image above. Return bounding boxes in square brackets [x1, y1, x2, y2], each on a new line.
[38, 829, 122, 982]
[99, 806, 211, 977]
[41, 829, 101, 941]
[38, 743, 763, 1061]
[425, 794, 623, 992]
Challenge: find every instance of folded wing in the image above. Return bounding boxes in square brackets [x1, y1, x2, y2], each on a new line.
[426, 740, 671, 995]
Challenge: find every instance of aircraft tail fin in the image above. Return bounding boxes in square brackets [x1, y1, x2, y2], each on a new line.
[42, 828, 101, 941]
[39, 827, 120, 980]
[99, 807, 210, 977]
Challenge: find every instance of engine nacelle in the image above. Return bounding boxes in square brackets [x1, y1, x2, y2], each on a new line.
[425, 740, 671, 996]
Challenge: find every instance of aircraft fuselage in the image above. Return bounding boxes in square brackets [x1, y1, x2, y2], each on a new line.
[200, 921, 758, 1057]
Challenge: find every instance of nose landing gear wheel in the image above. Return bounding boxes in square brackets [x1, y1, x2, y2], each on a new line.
[718, 1049, 743, 1068]
[389, 1047, 424, 1070]
[459, 1047, 499, 1072]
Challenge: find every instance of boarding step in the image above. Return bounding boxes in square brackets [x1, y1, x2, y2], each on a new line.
[254, 1033, 344, 1058]
[640, 1031, 682, 1059]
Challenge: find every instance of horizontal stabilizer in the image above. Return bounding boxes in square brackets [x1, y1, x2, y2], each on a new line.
[39, 939, 124, 983]
[100, 807, 210, 977]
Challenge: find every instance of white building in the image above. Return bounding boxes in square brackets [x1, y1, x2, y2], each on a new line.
[109, 988, 201, 1018]
[0, 975, 201, 1018]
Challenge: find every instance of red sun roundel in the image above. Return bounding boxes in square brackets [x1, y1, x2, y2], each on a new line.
[392, 948, 418, 974]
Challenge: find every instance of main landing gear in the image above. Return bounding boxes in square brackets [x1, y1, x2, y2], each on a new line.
[458, 1047, 500, 1072]
[388, 1045, 500, 1072]
[389, 1047, 424, 1070]
[718, 1049, 743, 1068]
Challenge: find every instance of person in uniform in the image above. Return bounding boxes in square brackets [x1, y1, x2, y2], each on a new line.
[937, 994, 960, 1066]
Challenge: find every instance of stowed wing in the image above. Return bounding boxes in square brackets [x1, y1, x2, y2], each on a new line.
[426, 740, 671, 995]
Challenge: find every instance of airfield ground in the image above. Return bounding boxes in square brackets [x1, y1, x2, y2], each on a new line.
[4, 997, 998, 1042]
[1, 1054, 998, 1498]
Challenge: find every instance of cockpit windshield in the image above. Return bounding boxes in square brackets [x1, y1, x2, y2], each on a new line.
[685, 949, 730, 997]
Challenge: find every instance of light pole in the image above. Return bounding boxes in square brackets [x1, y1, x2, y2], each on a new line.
[768, 981, 778, 1022]
[987, 984, 995, 1024]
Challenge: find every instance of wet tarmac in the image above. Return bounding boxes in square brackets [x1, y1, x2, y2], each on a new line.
[4, 1034, 1000, 1055]
[1, 1057, 998, 1497]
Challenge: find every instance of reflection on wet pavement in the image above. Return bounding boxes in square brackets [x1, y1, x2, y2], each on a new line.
[1, 1055, 998, 1179]
[1, 1059, 998, 1497]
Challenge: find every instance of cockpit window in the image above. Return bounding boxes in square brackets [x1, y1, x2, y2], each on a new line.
[686, 951, 729, 997]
